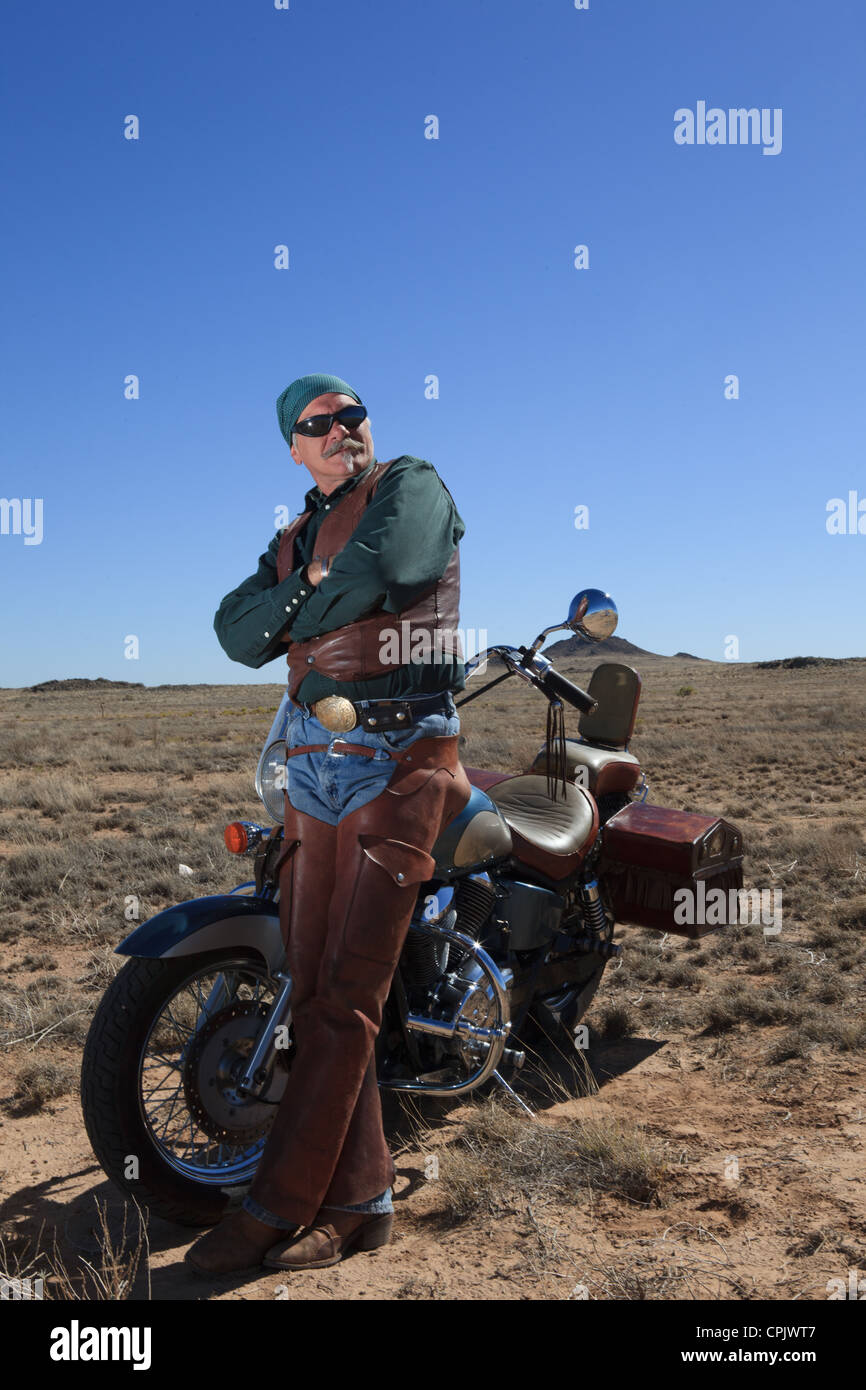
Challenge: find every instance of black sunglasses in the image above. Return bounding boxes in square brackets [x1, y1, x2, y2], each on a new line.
[293, 404, 367, 438]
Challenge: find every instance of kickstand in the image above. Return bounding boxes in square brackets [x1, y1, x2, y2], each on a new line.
[491, 1068, 536, 1118]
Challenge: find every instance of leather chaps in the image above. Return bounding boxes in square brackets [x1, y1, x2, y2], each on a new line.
[247, 734, 472, 1228]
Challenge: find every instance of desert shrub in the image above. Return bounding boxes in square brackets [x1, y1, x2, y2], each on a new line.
[4, 1059, 79, 1114]
[430, 1099, 669, 1221]
[594, 1002, 634, 1039]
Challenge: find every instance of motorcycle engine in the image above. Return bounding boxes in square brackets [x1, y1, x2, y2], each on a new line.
[401, 873, 498, 989]
[401, 923, 450, 986]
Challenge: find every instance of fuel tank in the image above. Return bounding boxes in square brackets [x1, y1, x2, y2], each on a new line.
[431, 784, 513, 878]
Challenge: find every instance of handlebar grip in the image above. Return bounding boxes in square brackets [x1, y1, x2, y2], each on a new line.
[538, 668, 597, 715]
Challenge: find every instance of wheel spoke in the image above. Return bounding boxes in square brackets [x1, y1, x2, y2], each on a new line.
[138, 959, 281, 1185]
[146, 1051, 183, 1073]
[155, 1085, 186, 1140]
[161, 1004, 194, 1041]
[141, 1077, 181, 1105]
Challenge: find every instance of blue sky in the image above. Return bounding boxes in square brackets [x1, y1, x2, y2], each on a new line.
[2, 0, 864, 687]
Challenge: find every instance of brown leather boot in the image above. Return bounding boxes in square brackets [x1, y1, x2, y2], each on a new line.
[263, 1208, 394, 1271]
[248, 736, 471, 1227]
[185, 1207, 297, 1276]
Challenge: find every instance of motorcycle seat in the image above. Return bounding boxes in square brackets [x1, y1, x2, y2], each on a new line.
[464, 766, 513, 793]
[530, 739, 641, 797]
[485, 774, 598, 880]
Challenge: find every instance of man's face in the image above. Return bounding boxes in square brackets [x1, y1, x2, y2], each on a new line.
[289, 391, 375, 494]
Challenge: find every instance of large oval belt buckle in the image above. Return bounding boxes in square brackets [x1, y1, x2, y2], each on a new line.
[313, 695, 358, 733]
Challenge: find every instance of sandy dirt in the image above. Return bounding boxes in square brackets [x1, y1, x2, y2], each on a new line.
[0, 659, 864, 1300]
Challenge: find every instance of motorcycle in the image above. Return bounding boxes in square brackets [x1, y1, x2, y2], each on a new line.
[80, 588, 745, 1225]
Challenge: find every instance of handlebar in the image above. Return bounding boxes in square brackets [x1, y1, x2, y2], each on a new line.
[459, 643, 598, 716]
[534, 666, 598, 716]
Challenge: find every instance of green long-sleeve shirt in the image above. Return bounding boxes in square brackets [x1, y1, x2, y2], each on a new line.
[213, 454, 466, 703]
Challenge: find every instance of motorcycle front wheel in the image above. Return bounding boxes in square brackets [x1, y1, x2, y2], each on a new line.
[80, 951, 290, 1227]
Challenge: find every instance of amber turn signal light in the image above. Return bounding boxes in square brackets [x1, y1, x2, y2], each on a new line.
[224, 822, 249, 854]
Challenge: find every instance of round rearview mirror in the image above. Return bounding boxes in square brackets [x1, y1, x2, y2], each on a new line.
[566, 588, 618, 641]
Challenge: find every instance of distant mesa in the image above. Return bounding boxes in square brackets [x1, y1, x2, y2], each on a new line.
[539, 640, 850, 668]
[28, 677, 145, 693]
[543, 634, 652, 659]
[542, 634, 710, 661]
[755, 656, 826, 670]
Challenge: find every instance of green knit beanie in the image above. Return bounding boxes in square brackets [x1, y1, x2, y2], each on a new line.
[276, 373, 363, 449]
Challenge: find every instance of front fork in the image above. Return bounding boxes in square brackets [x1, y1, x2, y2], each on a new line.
[226, 835, 295, 1098]
[236, 970, 294, 1097]
[177, 964, 293, 1100]
[173, 863, 294, 1100]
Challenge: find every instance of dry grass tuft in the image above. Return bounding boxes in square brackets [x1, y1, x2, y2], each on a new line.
[420, 1095, 669, 1223]
[4, 1059, 79, 1115]
[0, 1198, 150, 1300]
[0, 977, 94, 1047]
[593, 1001, 634, 1039]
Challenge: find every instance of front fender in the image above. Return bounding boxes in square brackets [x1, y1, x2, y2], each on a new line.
[116, 894, 285, 975]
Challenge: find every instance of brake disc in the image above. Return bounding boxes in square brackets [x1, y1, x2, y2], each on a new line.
[182, 1001, 289, 1145]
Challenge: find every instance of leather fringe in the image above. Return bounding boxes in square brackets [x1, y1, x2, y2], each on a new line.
[545, 699, 569, 802]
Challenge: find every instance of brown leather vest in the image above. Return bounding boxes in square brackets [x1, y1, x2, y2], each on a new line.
[276, 459, 462, 702]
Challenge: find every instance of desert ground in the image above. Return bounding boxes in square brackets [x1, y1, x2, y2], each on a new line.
[0, 654, 864, 1301]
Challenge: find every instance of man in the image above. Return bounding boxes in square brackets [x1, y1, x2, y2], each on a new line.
[188, 373, 472, 1276]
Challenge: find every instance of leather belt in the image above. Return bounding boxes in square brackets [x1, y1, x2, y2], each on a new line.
[286, 741, 410, 761]
[298, 691, 454, 734]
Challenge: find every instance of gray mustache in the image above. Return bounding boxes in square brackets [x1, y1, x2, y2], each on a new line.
[324, 438, 364, 459]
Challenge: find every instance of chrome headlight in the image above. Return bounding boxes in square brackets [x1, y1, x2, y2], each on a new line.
[255, 739, 288, 825]
[254, 694, 293, 825]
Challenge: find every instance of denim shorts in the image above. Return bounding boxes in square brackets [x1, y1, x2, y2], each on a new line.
[285, 692, 460, 826]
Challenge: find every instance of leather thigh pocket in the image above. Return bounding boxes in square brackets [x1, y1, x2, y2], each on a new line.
[339, 835, 436, 965]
